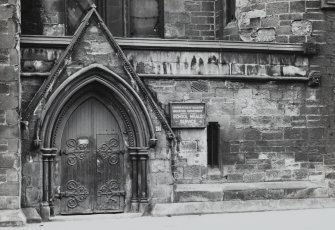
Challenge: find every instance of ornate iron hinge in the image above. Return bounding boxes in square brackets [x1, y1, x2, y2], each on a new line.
[54, 181, 89, 209]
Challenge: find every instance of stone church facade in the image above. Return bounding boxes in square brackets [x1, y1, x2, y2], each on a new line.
[1, 0, 335, 226]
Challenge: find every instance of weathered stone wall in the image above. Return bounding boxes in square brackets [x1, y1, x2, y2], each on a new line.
[215, 0, 224, 39]
[144, 79, 329, 188]
[22, 0, 65, 36]
[223, 0, 324, 43]
[164, 0, 218, 40]
[21, 48, 63, 75]
[20, 49, 62, 211]
[309, 6, 335, 201]
[0, 0, 21, 211]
[12, 0, 335, 221]
[125, 49, 334, 197]
[22, 45, 321, 201]
[20, 0, 325, 44]
[127, 50, 309, 77]
[148, 122, 173, 204]
[21, 0, 223, 40]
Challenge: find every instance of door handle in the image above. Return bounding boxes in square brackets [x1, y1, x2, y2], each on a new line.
[97, 158, 102, 173]
[54, 186, 64, 199]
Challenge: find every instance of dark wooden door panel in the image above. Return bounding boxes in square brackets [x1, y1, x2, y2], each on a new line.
[61, 99, 95, 214]
[92, 100, 125, 212]
[95, 134, 125, 212]
[60, 98, 125, 214]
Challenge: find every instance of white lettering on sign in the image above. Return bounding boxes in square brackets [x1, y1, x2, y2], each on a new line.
[173, 114, 188, 119]
[170, 103, 206, 128]
[180, 119, 196, 124]
[190, 114, 204, 119]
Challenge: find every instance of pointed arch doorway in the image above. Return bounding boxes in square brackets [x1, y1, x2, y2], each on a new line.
[58, 96, 126, 214]
[37, 66, 159, 215]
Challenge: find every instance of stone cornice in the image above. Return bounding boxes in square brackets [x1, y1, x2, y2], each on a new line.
[21, 35, 305, 53]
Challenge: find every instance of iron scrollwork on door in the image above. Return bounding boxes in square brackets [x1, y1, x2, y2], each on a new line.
[96, 134, 125, 210]
[64, 138, 90, 166]
[62, 180, 89, 209]
[96, 135, 123, 166]
[97, 180, 125, 210]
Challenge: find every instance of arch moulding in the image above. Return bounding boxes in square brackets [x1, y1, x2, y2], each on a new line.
[38, 64, 156, 149]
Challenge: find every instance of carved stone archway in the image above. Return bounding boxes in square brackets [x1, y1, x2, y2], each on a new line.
[38, 65, 156, 217]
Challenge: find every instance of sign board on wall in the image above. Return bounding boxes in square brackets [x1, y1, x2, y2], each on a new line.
[170, 103, 206, 128]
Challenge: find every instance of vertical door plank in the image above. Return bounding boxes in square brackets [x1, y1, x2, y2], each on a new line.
[60, 99, 94, 214]
[93, 100, 125, 212]
[60, 98, 125, 214]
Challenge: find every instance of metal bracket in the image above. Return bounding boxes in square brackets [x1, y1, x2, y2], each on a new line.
[20, 121, 29, 129]
[54, 186, 63, 199]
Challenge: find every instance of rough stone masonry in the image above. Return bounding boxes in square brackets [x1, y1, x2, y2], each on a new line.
[0, 0, 26, 227]
[224, 0, 321, 42]
[5, 0, 335, 226]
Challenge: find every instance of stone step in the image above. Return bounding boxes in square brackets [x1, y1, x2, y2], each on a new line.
[150, 198, 335, 217]
[174, 184, 223, 202]
[206, 168, 222, 181]
[22, 208, 42, 223]
[0, 209, 26, 227]
[174, 181, 327, 202]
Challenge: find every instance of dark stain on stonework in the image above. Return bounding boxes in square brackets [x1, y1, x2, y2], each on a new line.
[191, 56, 197, 70]
[208, 55, 218, 65]
[184, 60, 189, 69]
[163, 62, 167, 74]
[199, 58, 204, 74]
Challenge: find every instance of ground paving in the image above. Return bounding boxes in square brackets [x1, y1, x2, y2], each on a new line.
[5, 208, 335, 230]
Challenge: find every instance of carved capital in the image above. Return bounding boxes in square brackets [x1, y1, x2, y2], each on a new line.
[41, 148, 58, 158]
[307, 70, 321, 87]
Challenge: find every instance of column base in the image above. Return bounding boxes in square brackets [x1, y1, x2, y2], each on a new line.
[0, 209, 27, 227]
[139, 200, 149, 213]
[130, 200, 139, 212]
[40, 202, 50, 222]
[50, 203, 55, 217]
[22, 208, 42, 223]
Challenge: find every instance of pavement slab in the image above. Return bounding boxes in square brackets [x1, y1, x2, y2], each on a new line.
[6, 208, 335, 230]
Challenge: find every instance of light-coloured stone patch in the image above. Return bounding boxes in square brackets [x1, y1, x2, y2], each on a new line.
[240, 28, 276, 42]
[292, 20, 312, 36]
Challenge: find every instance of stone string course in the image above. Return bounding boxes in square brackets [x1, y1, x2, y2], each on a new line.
[126, 50, 309, 77]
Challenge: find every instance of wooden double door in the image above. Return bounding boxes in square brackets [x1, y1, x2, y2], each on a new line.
[59, 98, 125, 214]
